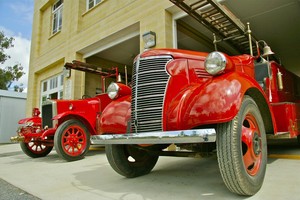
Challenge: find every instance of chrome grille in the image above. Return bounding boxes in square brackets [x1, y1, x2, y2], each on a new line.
[131, 56, 172, 133]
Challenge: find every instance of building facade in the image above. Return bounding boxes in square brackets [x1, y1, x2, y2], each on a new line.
[28, 0, 300, 115]
[27, 0, 184, 115]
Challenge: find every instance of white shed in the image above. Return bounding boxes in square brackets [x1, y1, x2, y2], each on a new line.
[0, 90, 27, 143]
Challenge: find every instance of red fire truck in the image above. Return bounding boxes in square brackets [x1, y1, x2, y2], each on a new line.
[90, 1, 300, 196]
[11, 61, 120, 161]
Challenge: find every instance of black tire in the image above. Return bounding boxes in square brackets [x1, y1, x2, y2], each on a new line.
[217, 95, 267, 196]
[20, 141, 53, 158]
[105, 144, 159, 178]
[54, 119, 90, 161]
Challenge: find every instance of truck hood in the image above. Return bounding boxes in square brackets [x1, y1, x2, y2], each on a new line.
[137, 48, 254, 67]
[138, 48, 209, 61]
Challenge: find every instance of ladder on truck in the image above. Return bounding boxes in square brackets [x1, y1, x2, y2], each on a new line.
[170, 0, 258, 56]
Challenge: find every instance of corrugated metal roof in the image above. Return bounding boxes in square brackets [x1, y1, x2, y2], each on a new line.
[0, 90, 27, 99]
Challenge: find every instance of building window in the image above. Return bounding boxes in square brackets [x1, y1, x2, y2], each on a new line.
[50, 76, 58, 89]
[41, 74, 64, 104]
[87, 0, 102, 10]
[52, 0, 63, 34]
[43, 81, 47, 92]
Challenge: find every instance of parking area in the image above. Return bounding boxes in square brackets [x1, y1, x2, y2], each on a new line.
[0, 140, 300, 200]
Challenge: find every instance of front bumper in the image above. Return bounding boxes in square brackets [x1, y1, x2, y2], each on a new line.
[10, 136, 25, 143]
[91, 129, 216, 145]
[10, 127, 56, 143]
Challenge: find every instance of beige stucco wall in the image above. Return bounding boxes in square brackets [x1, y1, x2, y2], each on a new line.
[27, 0, 175, 115]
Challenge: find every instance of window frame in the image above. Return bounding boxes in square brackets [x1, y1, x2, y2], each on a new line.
[86, 0, 102, 10]
[52, 0, 63, 34]
[41, 73, 64, 105]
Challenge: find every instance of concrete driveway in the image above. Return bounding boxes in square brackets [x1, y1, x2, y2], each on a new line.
[0, 140, 299, 200]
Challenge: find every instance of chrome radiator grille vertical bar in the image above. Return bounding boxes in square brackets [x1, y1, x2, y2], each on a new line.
[131, 56, 172, 133]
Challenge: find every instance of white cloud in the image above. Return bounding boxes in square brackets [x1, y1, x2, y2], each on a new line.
[0, 26, 14, 37]
[0, 29, 31, 92]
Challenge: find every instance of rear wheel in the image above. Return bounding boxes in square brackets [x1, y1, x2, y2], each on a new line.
[217, 96, 267, 196]
[54, 119, 90, 161]
[105, 144, 158, 178]
[20, 140, 53, 158]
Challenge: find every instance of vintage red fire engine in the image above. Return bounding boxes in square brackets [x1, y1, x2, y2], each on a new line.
[91, 35, 300, 195]
[11, 61, 120, 161]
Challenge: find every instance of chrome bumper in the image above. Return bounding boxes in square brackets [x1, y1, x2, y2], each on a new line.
[91, 129, 216, 145]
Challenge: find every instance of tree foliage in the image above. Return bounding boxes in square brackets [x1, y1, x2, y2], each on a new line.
[0, 31, 25, 91]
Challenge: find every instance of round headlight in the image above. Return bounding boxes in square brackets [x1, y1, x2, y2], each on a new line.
[107, 82, 120, 99]
[204, 51, 227, 75]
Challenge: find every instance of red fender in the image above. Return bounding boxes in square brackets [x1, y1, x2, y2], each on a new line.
[166, 72, 274, 130]
[53, 112, 97, 135]
[18, 117, 41, 125]
[100, 95, 131, 134]
[53, 111, 86, 121]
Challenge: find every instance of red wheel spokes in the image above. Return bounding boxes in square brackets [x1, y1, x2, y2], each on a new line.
[27, 141, 48, 154]
[241, 114, 262, 176]
[62, 125, 86, 156]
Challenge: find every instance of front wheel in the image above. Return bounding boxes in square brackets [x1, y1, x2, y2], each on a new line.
[105, 144, 159, 178]
[20, 140, 53, 158]
[54, 119, 90, 161]
[217, 96, 267, 196]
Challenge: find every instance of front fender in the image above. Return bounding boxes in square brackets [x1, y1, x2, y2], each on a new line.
[18, 117, 41, 126]
[53, 111, 84, 121]
[100, 95, 131, 134]
[53, 111, 96, 134]
[167, 72, 265, 130]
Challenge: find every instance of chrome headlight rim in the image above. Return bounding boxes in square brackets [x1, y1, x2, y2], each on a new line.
[204, 51, 227, 75]
[107, 82, 120, 99]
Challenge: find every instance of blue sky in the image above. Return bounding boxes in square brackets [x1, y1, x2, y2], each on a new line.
[0, 0, 34, 92]
[0, 0, 34, 39]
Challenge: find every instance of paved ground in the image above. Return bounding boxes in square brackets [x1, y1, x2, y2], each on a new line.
[0, 140, 300, 200]
[0, 178, 40, 200]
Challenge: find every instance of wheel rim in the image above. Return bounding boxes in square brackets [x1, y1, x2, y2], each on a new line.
[61, 125, 87, 156]
[27, 140, 49, 154]
[241, 113, 262, 176]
